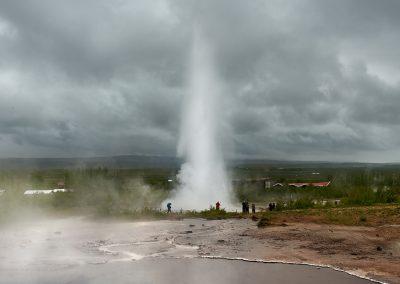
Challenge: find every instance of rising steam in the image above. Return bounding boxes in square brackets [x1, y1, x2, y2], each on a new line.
[171, 28, 232, 210]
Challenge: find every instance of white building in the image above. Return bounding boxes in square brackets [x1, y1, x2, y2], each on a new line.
[24, 188, 71, 195]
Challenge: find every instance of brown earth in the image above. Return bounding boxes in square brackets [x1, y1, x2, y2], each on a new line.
[244, 223, 400, 283]
[172, 208, 400, 283]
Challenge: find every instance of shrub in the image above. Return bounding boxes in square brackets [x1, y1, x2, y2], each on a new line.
[199, 208, 228, 219]
[359, 214, 367, 222]
[52, 192, 76, 208]
[344, 186, 375, 206]
[375, 188, 397, 204]
[257, 215, 272, 228]
[288, 197, 314, 210]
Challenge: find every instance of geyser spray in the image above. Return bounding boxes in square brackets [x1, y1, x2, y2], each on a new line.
[171, 28, 232, 210]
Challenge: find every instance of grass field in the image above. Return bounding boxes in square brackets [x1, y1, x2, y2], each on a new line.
[1, 164, 399, 226]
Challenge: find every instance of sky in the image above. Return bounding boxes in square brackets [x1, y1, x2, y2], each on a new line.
[0, 0, 399, 162]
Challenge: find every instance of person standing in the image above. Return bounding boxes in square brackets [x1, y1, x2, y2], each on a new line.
[251, 203, 256, 214]
[216, 201, 221, 210]
[245, 200, 249, 213]
[167, 202, 172, 213]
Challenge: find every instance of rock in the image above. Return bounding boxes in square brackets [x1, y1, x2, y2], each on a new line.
[377, 246, 383, 251]
[189, 224, 195, 227]
[184, 230, 193, 234]
[257, 217, 272, 228]
[217, 239, 226, 243]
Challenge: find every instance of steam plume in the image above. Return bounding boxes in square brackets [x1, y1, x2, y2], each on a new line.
[171, 28, 232, 210]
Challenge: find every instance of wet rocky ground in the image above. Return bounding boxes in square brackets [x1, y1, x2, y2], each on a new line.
[0, 216, 393, 283]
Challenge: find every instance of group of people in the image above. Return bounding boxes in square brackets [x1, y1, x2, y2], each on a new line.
[242, 201, 256, 213]
[268, 202, 276, 211]
[166, 201, 274, 214]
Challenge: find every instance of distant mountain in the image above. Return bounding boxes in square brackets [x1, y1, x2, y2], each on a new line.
[0, 155, 181, 170]
[230, 158, 400, 169]
[0, 155, 398, 170]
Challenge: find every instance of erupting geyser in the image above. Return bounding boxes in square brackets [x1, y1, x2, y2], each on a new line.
[172, 29, 232, 210]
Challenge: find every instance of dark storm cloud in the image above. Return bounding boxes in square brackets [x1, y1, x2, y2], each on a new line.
[0, 0, 399, 162]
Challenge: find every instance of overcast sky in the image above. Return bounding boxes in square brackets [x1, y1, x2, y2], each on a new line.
[0, 0, 399, 162]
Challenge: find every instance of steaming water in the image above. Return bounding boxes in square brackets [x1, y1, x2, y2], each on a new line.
[172, 29, 232, 210]
[0, 217, 375, 284]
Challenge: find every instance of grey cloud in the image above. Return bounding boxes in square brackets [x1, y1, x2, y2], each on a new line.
[0, 0, 399, 162]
